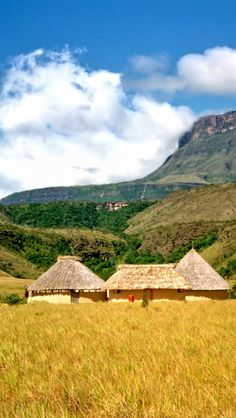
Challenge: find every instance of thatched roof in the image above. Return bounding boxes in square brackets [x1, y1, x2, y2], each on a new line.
[28, 256, 105, 292]
[102, 264, 191, 290]
[175, 249, 229, 290]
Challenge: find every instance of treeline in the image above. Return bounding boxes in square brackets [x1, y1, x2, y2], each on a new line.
[0, 201, 152, 234]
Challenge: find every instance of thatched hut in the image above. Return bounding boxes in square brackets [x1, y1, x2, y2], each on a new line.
[102, 264, 191, 302]
[27, 256, 106, 304]
[175, 249, 228, 300]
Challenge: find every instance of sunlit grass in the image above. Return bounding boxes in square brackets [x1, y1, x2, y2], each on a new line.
[0, 276, 33, 297]
[0, 301, 236, 417]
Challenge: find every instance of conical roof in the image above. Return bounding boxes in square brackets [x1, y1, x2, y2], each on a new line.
[175, 249, 228, 290]
[102, 264, 191, 290]
[28, 256, 105, 291]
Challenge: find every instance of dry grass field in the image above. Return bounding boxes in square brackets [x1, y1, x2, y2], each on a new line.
[0, 301, 236, 417]
[0, 276, 33, 297]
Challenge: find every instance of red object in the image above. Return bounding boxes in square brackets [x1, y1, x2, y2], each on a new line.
[128, 294, 135, 302]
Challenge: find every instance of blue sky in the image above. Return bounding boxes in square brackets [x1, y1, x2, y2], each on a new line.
[1, 0, 236, 196]
[1, 0, 236, 76]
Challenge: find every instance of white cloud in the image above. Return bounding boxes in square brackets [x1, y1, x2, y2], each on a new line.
[129, 54, 169, 74]
[177, 46, 236, 94]
[127, 46, 236, 95]
[0, 48, 195, 198]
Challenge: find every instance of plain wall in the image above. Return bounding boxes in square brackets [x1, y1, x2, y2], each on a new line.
[28, 290, 106, 304]
[108, 290, 144, 302]
[108, 289, 228, 302]
[183, 290, 228, 300]
[79, 291, 106, 303]
[28, 292, 71, 304]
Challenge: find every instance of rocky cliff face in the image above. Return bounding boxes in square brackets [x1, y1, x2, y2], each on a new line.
[179, 111, 236, 148]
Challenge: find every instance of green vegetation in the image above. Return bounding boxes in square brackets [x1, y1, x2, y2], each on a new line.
[0, 202, 99, 229]
[0, 221, 127, 280]
[0, 293, 25, 305]
[0, 302, 236, 417]
[0, 201, 152, 233]
[0, 185, 236, 285]
[97, 201, 152, 234]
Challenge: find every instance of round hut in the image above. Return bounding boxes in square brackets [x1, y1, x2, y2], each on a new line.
[102, 264, 191, 302]
[27, 256, 106, 304]
[175, 249, 229, 300]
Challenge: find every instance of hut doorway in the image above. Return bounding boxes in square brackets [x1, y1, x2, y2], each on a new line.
[71, 291, 80, 304]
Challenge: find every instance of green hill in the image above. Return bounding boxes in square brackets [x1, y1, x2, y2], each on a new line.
[126, 184, 236, 234]
[125, 184, 236, 281]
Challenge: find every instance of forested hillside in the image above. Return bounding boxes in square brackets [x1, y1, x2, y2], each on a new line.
[0, 185, 236, 283]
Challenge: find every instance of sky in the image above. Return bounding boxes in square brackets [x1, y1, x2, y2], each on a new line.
[1, 0, 236, 198]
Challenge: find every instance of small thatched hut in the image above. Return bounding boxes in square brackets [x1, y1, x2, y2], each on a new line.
[27, 256, 106, 304]
[175, 249, 228, 300]
[102, 264, 191, 302]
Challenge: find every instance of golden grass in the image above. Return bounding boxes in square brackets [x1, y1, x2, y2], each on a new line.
[0, 302, 236, 417]
[0, 277, 33, 297]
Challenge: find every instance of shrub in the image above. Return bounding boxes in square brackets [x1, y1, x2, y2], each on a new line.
[1, 293, 26, 305]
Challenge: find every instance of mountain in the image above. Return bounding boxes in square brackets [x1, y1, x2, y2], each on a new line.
[146, 111, 236, 185]
[1, 110, 236, 204]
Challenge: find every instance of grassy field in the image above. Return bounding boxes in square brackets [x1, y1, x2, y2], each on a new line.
[0, 276, 33, 297]
[0, 302, 236, 417]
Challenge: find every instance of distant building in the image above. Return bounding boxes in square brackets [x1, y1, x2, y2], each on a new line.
[96, 202, 128, 212]
[27, 256, 106, 304]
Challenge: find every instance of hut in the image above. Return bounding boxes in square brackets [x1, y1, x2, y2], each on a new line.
[27, 256, 106, 304]
[175, 249, 228, 300]
[102, 264, 191, 302]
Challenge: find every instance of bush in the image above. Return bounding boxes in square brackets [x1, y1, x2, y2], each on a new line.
[1, 293, 26, 305]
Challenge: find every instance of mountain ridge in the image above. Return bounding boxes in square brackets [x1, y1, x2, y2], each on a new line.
[2, 110, 236, 204]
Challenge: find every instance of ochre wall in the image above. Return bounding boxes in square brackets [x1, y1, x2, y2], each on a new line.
[108, 289, 228, 302]
[152, 289, 185, 301]
[108, 290, 143, 302]
[79, 291, 106, 303]
[183, 290, 228, 300]
[28, 291, 106, 304]
[109, 289, 185, 302]
[28, 292, 71, 304]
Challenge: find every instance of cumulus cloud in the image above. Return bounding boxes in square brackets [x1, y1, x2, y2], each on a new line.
[127, 46, 236, 95]
[0, 48, 195, 198]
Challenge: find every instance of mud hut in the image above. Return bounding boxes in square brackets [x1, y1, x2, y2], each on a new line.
[175, 249, 228, 300]
[102, 264, 191, 302]
[27, 256, 106, 304]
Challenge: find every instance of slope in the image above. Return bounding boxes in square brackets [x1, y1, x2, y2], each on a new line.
[125, 184, 236, 281]
[126, 184, 236, 234]
[0, 221, 127, 280]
